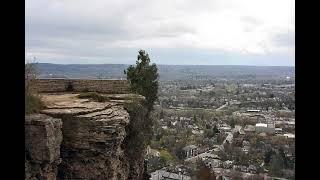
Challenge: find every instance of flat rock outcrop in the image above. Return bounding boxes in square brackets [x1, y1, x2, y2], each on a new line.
[31, 79, 130, 94]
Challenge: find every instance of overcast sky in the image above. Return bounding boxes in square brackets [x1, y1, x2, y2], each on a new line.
[26, 0, 295, 66]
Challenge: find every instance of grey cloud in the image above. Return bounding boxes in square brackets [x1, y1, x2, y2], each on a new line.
[26, 0, 294, 66]
[241, 16, 263, 26]
[26, 0, 197, 52]
[272, 31, 295, 47]
[241, 16, 263, 32]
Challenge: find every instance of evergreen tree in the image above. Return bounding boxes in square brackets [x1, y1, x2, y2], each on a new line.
[124, 50, 159, 111]
[193, 114, 197, 123]
[194, 161, 216, 180]
[270, 154, 285, 176]
[123, 50, 159, 177]
[229, 118, 235, 128]
[213, 125, 219, 134]
[264, 149, 276, 164]
[159, 109, 164, 119]
[279, 147, 288, 168]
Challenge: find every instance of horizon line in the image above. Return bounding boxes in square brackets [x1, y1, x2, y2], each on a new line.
[33, 62, 295, 67]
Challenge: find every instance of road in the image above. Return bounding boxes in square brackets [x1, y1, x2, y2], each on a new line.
[216, 102, 228, 111]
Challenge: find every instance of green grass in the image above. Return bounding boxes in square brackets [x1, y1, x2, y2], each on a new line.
[159, 149, 175, 162]
[77, 92, 110, 102]
[25, 93, 45, 114]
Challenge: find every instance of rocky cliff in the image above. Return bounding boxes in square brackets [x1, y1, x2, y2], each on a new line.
[25, 92, 148, 180]
[25, 114, 63, 180]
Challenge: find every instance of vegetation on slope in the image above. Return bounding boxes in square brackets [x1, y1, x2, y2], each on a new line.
[25, 62, 45, 114]
[123, 49, 159, 148]
[123, 50, 159, 179]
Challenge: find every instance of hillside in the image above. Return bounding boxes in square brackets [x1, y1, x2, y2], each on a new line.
[35, 63, 295, 80]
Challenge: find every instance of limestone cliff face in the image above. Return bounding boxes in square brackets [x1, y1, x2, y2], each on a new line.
[25, 93, 147, 180]
[25, 114, 63, 180]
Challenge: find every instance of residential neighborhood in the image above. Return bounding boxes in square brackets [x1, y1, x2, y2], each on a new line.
[147, 78, 295, 180]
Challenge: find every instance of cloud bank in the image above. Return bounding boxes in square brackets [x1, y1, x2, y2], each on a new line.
[26, 0, 295, 66]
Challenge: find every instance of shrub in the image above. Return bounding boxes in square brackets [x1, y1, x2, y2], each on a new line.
[25, 61, 45, 114]
[123, 99, 149, 158]
[159, 149, 175, 163]
[77, 92, 110, 102]
[65, 81, 74, 92]
[25, 92, 45, 114]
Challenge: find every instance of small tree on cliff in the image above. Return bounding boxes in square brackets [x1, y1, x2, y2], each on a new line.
[123, 50, 159, 179]
[124, 50, 159, 111]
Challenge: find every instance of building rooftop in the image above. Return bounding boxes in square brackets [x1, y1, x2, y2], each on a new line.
[244, 125, 255, 131]
[246, 109, 261, 112]
[150, 170, 191, 180]
[182, 145, 198, 151]
[256, 123, 268, 127]
[283, 133, 295, 138]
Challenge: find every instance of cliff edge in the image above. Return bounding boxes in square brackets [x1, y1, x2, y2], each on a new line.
[25, 79, 148, 180]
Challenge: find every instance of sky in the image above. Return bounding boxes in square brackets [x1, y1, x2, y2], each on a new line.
[25, 0, 295, 66]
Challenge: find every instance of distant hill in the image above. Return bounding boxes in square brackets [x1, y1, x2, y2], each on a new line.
[35, 63, 295, 81]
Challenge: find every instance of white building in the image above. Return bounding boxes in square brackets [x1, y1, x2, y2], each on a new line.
[150, 170, 191, 180]
[275, 128, 283, 134]
[283, 133, 295, 139]
[246, 109, 261, 113]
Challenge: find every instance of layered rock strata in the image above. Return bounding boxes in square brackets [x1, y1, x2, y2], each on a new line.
[25, 114, 63, 180]
[31, 93, 145, 180]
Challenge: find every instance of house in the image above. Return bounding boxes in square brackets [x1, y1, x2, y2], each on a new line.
[203, 158, 221, 168]
[258, 132, 267, 137]
[185, 152, 220, 163]
[240, 166, 248, 172]
[210, 137, 218, 144]
[242, 140, 250, 147]
[275, 128, 283, 134]
[248, 165, 257, 173]
[171, 121, 178, 126]
[235, 125, 244, 134]
[255, 123, 275, 134]
[246, 109, 261, 113]
[283, 133, 295, 139]
[222, 160, 233, 169]
[286, 121, 295, 128]
[146, 146, 160, 157]
[244, 125, 255, 134]
[242, 146, 250, 154]
[219, 126, 232, 132]
[182, 145, 198, 158]
[150, 170, 191, 180]
[192, 129, 204, 135]
[162, 126, 168, 130]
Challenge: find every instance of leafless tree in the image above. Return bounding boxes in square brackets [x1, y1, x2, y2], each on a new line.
[25, 59, 39, 93]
